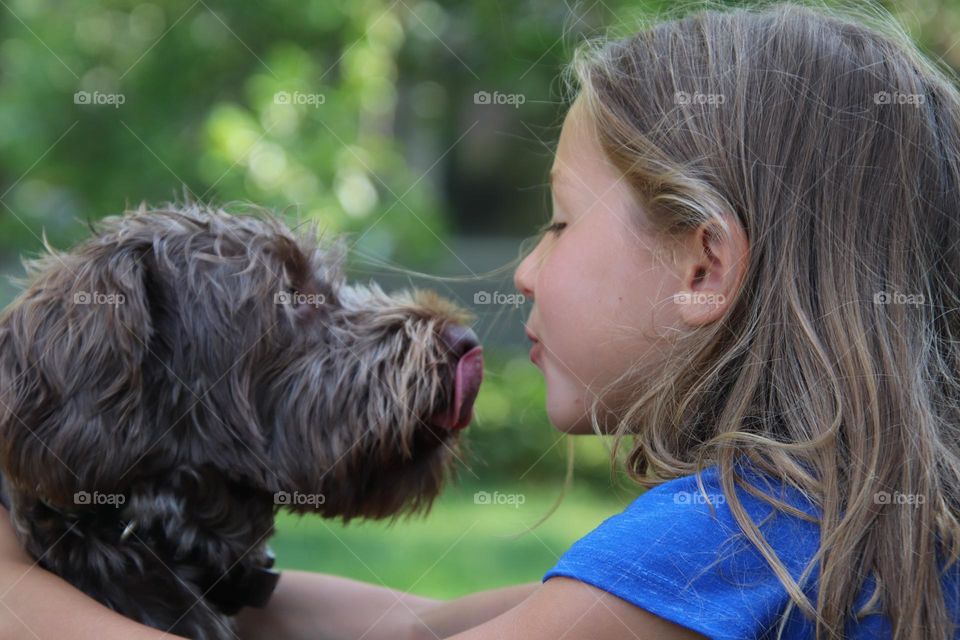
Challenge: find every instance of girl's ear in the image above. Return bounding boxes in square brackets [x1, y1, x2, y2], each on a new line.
[674, 212, 749, 326]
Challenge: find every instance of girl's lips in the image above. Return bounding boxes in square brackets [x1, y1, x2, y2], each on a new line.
[529, 341, 542, 365]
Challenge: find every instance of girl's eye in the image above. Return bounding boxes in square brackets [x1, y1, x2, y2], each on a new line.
[540, 221, 567, 235]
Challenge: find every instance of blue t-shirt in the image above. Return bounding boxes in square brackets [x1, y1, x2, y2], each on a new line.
[543, 463, 960, 639]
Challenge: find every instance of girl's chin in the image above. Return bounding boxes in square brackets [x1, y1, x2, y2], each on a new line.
[554, 422, 596, 435]
[545, 397, 596, 434]
[544, 384, 624, 434]
[540, 368, 606, 433]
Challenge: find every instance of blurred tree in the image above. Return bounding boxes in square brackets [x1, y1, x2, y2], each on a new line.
[0, 0, 676, 264]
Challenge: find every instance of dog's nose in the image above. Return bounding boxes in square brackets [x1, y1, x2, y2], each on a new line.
[440, 324, 480, 359]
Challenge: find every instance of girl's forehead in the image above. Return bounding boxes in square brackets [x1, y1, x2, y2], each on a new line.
[558, 99, 588, 146]
[554, 103, 600, 178]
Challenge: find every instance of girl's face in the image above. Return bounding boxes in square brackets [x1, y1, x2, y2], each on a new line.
[514, 99, 687, 434]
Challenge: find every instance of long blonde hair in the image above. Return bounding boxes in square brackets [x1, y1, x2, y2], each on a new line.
[566, 1, 960, 638]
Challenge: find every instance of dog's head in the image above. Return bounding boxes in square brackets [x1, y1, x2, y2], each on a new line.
[0, 203, 483, 521]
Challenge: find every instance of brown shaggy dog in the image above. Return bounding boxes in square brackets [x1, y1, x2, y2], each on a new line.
[0, 202, 484, 639]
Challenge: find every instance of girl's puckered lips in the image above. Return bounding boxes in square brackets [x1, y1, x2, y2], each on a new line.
[525, 328, 542, 365]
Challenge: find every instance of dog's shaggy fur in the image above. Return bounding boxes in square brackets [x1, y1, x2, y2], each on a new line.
[0, 202, 480, 639]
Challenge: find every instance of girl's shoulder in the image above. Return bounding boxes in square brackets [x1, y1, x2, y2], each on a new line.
[542, 462, 956, 639]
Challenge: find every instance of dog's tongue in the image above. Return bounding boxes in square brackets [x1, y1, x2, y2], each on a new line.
[431, 345, 484, 430]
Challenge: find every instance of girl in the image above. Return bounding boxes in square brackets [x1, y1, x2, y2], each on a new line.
[3, 1, 960, 638]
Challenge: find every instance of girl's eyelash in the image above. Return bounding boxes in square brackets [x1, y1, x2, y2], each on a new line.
[539, 221, 567, 234]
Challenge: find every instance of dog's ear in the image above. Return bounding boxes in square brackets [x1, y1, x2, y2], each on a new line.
[0, 234, 154, 506]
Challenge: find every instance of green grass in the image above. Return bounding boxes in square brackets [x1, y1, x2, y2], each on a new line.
[271, 483, 642, 599]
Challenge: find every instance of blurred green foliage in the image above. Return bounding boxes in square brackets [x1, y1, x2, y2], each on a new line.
[0, 0, 456, 263]
[1, 0, 951, 259]
[0, 0, 639, 264]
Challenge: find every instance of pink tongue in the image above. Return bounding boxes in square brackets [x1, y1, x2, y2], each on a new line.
[432, 345, 484, 430]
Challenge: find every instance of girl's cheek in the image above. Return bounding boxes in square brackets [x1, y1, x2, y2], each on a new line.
[540, 268, 597, 377]
[537, 250, 582, 335]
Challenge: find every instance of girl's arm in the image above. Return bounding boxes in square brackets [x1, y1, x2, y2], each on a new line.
[0, 504, 535, 640]
[235, 571, 436, 640]
[235, 572, 539, 640]
[252, 573, 704, 640]
[446, 576, 708, 640]
[411, 582, 540, 636]
[3, 502, 693, 640]
[0, 506, 188, 640]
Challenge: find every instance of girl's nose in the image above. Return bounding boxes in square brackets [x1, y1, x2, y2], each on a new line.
[513, 249, 536, 300]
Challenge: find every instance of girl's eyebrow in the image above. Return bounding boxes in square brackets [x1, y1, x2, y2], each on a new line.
[549, 168, 572, 196]
[549, 168, 573, 209]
